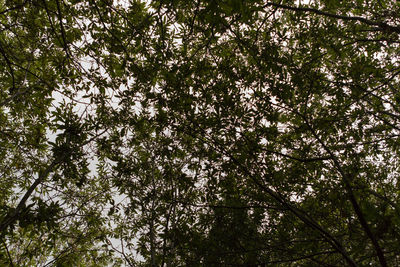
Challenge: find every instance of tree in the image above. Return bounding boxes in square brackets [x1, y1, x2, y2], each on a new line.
[0, 0, 120, 265]
[1, 0, 400, 266]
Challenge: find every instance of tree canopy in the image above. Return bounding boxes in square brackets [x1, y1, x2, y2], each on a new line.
[1, 0, 400, 266]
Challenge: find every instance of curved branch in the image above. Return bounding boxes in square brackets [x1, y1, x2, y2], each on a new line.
[265, 2, 400, 34]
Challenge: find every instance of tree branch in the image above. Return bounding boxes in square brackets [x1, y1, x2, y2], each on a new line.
[0, 40, 16, 91]
[0, 0, 29, 15]
[265, 2, 400, 34]
[0, 159, 60, 234]
[55, 0, 71, 59]
[303, 117, 388, 267]
[185, 120, 358, 267]
[1, 238, 14, 267]
[259, 250, 337, 265]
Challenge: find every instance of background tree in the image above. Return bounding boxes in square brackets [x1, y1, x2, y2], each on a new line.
[0, 0, 127, 265]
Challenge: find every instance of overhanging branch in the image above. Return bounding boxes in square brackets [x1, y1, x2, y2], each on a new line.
[265, 2, 400, 34]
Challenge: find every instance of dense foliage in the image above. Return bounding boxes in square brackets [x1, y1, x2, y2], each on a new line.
[1, 0, 400, 266]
